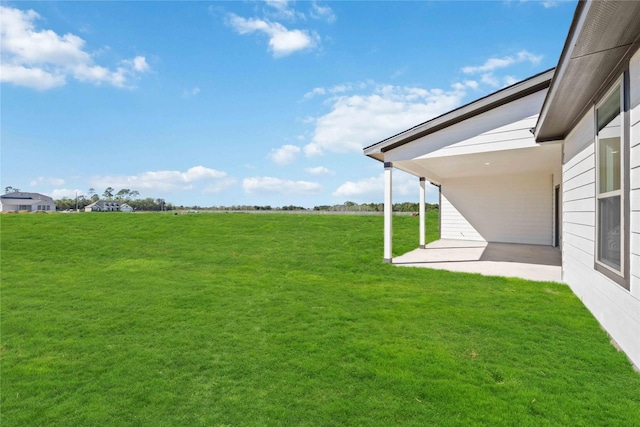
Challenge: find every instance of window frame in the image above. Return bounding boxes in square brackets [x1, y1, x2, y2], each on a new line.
[594, 74, 630, 289]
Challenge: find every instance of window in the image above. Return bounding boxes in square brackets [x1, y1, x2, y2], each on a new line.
[595, 81, 624, 277]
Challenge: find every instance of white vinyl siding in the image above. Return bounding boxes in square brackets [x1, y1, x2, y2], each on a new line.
[425, 116, 539, 158]
[630, 50, 640, 297]
[440, 172, 552, 245]
[563, 118, 596, 271]
[387, 90, 547, 162]
[440, 193, 485, 242]
[562, 73, 640, 368]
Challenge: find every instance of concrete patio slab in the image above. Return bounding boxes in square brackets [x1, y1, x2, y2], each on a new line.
[392, 239, 563, 283]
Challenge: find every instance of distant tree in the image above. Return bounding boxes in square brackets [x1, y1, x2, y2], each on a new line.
[103, 187, 114, 200]
[282, 205, 305, 211]
[88, 188, 95, 198]
[156, 198, 165, 211]
[4, 186, 20, 194]
[115, 189, 130, 201]
[76, 195, 90, 210]
[130, 190, 140, 200]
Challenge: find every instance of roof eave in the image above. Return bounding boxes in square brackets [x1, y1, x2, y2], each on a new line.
[535, 0, 640, 141]
[363, 68, 554, 157]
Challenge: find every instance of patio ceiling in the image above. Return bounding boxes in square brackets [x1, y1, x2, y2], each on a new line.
[391, 143, 562, 184]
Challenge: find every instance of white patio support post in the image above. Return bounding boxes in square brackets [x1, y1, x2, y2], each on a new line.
[383, 162, 393, 263]
[419, 177, 426, 249]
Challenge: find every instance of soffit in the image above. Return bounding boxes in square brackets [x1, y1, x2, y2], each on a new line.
[393, 143, 562, 184]
[536, 0, 640, 141]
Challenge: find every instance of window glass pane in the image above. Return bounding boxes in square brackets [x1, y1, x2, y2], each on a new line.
[599, 137, 621, 193]
[597, 85, 621, 194]
[598, 196, 621, 271]
[597, 85, 620, 132]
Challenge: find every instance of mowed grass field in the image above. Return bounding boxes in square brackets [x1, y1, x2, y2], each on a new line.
[2, 212, 639, 426]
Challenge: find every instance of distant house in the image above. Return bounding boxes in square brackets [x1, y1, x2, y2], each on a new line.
[120, 203, 134, 212]
[0, 192, 56, 212]
[84, 200, 122, 212]
[364, 0, 640, 368]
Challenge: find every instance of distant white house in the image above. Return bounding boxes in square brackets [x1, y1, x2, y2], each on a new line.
[120, 203, 134, 212]
[0, 192, 56, 212]
[364, 0, 640, 368]
[85, 200, 122, 212]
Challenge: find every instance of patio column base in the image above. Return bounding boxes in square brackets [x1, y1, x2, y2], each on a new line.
[420, 245, 426, 249]
[383, 258, 393, 263]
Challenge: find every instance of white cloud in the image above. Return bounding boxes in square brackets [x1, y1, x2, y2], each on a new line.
[305, 166, 334, 175]
[268, 0, 310, 22]
[30, 176, 65, 186]
[203, 178, 237, 194]
[265, 0, 290, 11]
[120, 56, 151, 73]
[30, 176, 43, 186]
[333, 172, 437, 201]
[304, 87, 326, 99]
[461, 50, 543, 74]
[0, 6, 151, 90]
[50, 177, 65, 186]
[333, 176, 382, 199]
[1, 64, 65, 90]
[301, 50, 543, 157]
[303, 83, 466, 156]
[391, 67, 408, 79]
[226, 13, 319, 57]
[503, 75, 519, 86]
[464, 80, 479, 90]
[51, 188, 84, 199]
[182, 86, 200, 97]
[310, 1, 336, 23]
[304, 83, 361, 99]
[131, 56, 150, 72]
[90, 166, 230, 192]
[303, 143, 324, 157]
[268, 144, 301, 165]
[243, 177, 322, 195]
[481, 73, 500, 87]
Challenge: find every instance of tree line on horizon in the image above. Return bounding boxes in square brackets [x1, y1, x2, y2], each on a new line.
[3, 186, 438, 213]
[187, 201, 439, 213]
[54, 187, 173, 212]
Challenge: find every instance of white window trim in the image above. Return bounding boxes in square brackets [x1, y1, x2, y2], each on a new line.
[594, 77, 625, 280]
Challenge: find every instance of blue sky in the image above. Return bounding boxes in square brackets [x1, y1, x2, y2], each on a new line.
[1, 0, 576, 208]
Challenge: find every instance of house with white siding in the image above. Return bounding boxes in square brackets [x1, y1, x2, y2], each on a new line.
[364, 0, 640, 368]
[0, 192, 56, 212]
[84, 200, 122, 212]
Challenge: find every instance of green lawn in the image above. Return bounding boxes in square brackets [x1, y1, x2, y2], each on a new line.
[1, 212, 639, 426]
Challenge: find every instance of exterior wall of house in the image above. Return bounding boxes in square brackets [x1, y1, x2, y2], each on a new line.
[630, 49, 640, 299]
[421, 115, 540, 159]
[440, 172, 553, 245]
[0, 193, 55, 211]
[386, 90, 548, 163]
[561, 52, 640, 368]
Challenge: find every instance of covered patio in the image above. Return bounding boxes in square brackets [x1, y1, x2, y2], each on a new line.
[364, 70, 563, 283]
[392, 239, 562, 282]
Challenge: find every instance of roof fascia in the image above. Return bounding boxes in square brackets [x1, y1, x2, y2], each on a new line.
[534, 1, 589, 141]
